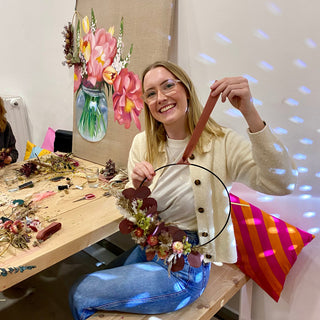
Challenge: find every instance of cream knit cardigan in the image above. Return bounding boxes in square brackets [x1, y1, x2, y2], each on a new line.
[126, 125, 297, 263]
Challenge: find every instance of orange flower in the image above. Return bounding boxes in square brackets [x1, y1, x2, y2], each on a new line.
[103, 66, 117, 85]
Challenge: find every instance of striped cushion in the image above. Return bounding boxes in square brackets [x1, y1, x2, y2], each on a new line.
[230, 193, 315, 302]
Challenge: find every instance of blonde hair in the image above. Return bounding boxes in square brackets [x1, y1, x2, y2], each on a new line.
[0, 97, 7, 132]
[141, 61, 224, 165]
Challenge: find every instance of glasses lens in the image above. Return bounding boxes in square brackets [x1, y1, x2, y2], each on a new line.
[161, 79, 178, 93]
[143, 79, 180, 104]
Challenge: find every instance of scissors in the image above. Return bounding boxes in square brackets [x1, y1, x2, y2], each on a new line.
[73, 193, 96, 202]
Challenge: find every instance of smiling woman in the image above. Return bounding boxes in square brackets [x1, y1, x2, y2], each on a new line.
[69, 60, 297, 319]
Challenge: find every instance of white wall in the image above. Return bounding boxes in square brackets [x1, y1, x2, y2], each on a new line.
[1, 0, 319, 319]
[0, 0, 75, 146]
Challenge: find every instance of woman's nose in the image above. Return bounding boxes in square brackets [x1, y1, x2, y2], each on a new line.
[157, 90, 167, 102]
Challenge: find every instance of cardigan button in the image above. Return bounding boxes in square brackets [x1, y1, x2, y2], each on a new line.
[206, 254, 212, 259]
[198, 207, 204, 213]
[201, 232, 209, 237]
[189, 154, 195, 160]
[194, 179, 201, 186]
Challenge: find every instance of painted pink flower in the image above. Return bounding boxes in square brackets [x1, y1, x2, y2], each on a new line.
[84, 29, 117, 87]
[112, 68, 144, 130]
[74, 65, 82, 92]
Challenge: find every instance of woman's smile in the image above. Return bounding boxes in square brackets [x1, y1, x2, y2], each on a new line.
[159, 103, 176, 113]
[143, 67, 189, 139]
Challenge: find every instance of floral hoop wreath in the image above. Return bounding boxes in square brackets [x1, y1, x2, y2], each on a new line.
[117, 162, 231, 274]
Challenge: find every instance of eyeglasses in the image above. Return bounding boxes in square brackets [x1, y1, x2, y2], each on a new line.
[143, 79, 182, 105]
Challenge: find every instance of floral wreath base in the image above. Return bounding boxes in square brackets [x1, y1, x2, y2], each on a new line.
[117, 185, 205, 273]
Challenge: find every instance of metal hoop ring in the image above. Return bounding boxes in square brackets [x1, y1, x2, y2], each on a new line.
[140, 162, 231, 247]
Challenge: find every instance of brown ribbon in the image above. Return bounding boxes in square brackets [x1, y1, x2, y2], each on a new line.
[177, 94, 219, 164]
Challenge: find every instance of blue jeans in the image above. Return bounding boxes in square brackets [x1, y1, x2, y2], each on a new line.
[69, 231, 211, 320]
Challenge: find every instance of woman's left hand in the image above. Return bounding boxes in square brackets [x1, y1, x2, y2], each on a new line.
[210, 76, 254, 116]
[210, 76, 265, 132]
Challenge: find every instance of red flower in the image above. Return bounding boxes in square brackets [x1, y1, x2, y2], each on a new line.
[9, 220, 24, 234]
[134, 228, 144, 238]
[147, 235, 159, 246]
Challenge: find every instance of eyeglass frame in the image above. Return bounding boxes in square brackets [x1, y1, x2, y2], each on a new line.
[142, 79, 182, 105]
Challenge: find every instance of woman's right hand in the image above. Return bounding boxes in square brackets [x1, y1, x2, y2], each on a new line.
[131, 161, 156, 189]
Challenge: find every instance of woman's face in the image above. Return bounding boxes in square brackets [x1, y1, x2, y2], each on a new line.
[143, 67, 189, 136]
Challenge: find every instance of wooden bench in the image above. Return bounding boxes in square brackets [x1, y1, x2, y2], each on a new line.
[87, 263, 251, 320]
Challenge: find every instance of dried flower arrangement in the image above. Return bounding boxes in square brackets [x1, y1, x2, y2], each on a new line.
[0, 200, 40, 257]
[117, 185, 205, 273]
[18, 153, 79, 178]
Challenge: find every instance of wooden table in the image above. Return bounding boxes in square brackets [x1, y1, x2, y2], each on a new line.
[0, 156, 123, 292]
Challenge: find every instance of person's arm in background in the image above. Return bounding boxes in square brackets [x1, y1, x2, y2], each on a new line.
[3, 122, 18, 164]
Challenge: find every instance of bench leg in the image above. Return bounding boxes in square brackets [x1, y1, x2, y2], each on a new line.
[239, 279, 253, 320]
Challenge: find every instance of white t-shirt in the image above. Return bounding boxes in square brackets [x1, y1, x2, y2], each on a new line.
[151, 136, 197, 231]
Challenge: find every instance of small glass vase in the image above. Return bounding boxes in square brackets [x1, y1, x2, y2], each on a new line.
[76, 84, 108, 142]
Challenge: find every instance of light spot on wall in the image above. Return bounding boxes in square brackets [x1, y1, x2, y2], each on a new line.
[307, 227, 319, 235]
[293, 59, 307, 68]
[258, 60, 274, 71]
[299, 138, 313, 145]
[269, 168, 286, 175]
[289, 116, 304, 124]
[266, 2, 282, 15]
[284, 98, 299, 106]
[299, 185, 312, 191]
[305, 38, 317, 48]
[273, 127, 288, 135]
[258, 195, 274, 202]
[298, 86, 311, 94]
[224, 108, 242, 117]
[293, 153, 307, 160]
[297, 167, 308, 173]
[252, 98, 263, 106]
[198, 53, 216, 64]
[303, 211, 316, 218]
[215, 32, 232, 44]
[243, 74, 258, 83]
[254, 29, 270, 39]
[287, 184, 296, 191]
[273, 143, 283, 152]
[299, 194, 312, 200]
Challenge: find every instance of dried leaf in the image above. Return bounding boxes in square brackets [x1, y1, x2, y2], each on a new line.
[171, 255, 185, 272]
[119, 219, 135, 234]
[187, 251, 203, 268]
[134, 186, 151, 199]
[141, 198, 157, 215]
[167, 226, 187, 242]
[122, 188, 136, 200]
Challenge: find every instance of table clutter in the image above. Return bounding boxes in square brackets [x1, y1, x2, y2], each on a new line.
[0, 153, 127, 284]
